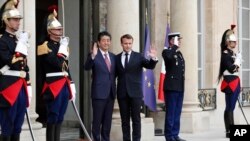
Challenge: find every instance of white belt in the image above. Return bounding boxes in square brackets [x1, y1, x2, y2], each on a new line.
[223, 70, 239, 76]
[0, 65, 10, 75]
[46, 72, 68, 77]
[3, 70, 22, 77]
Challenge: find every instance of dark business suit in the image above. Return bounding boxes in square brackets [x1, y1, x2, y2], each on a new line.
[116, 51, 157, 141]
[84, 49, 116, 141]
[162, 45, 185, 141]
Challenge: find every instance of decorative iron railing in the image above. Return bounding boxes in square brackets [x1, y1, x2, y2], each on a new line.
[198, 88, 217, 111]
[240, 87, 250, 107]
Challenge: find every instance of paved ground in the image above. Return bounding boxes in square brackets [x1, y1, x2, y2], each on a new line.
[61, 127, 229, 141]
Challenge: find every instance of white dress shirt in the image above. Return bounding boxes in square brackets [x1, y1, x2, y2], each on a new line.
[121, 51, 131, 68]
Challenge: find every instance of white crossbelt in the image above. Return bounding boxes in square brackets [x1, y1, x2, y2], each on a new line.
[3, 70, 22, 77]
[46, 72, 68, 77]
[0, 65, 10, 75]
[223, 70, 239, 76]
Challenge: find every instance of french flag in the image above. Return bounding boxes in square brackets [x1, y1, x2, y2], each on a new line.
[158, 23, 170, 102]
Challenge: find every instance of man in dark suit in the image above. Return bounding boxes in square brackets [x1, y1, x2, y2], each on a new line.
[84, 31, 116, 141]
[116, 34, 158, 141]
[162, 32, 186, 141]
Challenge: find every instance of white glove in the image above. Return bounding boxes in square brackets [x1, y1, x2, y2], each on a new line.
[234, 52, 242, 66]
[27, 85, 32, 107]
[234, 58, 241, 66]
[18, 31, 29, 43]
[70, 83, 76, 102]
[15, 32, 30, 56]
[174, 36, 179, 46]
[58, 36, 69, 58]
[236, 52, 242, 60]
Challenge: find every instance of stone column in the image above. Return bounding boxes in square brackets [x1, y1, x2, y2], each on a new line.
[107, 0, 140, 53]
[170, 0, 209, 133]
[107, 1, 154, 140]
[19, 1, 45, 140]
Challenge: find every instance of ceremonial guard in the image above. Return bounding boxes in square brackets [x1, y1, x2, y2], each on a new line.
[0, 0, 32, 141]
[37, 8, 76, 141]
[162, 32, 186, 141]
[218, 25, 241, 138]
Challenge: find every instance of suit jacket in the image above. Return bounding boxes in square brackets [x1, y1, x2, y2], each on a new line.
[116, 51, 158, 99]
[84, 49, 116, 99]
[162, 45, 185, 92]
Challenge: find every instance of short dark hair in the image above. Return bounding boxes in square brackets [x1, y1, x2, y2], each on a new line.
[120, 34, 133, 43]
[97, 31, 112, 41]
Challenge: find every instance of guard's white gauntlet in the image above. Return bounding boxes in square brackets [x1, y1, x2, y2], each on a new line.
[27, 85, 32, 107]
[58, 36, 69, 58]
[70, 83, 76, 102]
[15, 31, 30, 56]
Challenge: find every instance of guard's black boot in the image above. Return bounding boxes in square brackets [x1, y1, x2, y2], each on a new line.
[224, 111, 230, 138]
[54, 124, 61, 141]
[227, 111, 235, 138]
[0, 135, 11, 141]
[10, 134, 20, 141]
[46, 123, 55, 141]
[229, 111, 234, 125]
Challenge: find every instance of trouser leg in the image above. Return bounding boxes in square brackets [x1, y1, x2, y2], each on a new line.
[54, 124, 61, 141]
[0, 135, 11, 141]
[10, 134, 20, 141]
[46, 123, 55, 141]
[224, 111, 230, 138]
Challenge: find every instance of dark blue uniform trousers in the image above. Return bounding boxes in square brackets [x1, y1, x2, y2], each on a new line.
[46, 84, 69, 124]
[0, 87, 26, 136]
[164, 90, 184, 140]
[225, 84, 240, 112]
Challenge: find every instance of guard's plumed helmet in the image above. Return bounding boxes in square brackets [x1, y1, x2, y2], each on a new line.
[47, 9, 62, 30]
[228, 34, 237, 42]
[2, 0, 22, 23]
[226, 24, 237, 42]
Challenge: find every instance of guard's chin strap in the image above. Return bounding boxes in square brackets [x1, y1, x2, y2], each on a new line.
[48, 30, 62, 38]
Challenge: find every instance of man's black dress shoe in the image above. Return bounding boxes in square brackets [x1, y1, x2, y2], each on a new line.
[175, 136, 186, 141]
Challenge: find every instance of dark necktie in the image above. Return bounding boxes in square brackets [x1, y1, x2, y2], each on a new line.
[124, 53, 128, 68]
[104, 53, 111, 72]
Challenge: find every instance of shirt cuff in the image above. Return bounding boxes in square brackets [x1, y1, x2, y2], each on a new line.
[151, 57, 158, 61]
[91, 53, 96, 60]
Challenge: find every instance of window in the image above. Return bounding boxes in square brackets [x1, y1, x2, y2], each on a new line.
[239, 0, 250, 87]
[198, 0, 205, 89]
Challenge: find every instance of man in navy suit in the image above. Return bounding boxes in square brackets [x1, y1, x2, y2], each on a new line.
[162, 32, 186, 141]
[84, 31, 116, 141]
[116, 34, 158, 141]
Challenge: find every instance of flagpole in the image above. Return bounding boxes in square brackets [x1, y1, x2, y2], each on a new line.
[62, 0, 65, 36]
[167, 12, 170, 25]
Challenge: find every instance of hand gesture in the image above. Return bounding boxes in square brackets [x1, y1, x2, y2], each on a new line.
[60, 36, 69, 47]
[148, 45, 157, 58]
[236, 52, 242, 60]
[15, 31, 30, 56]
[18, 31, 30, 43]
[174, 36, 179, 46]
[92, 42, 98, 57]
[58, 36, 70, 58]
[234, 52, 242, 66]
